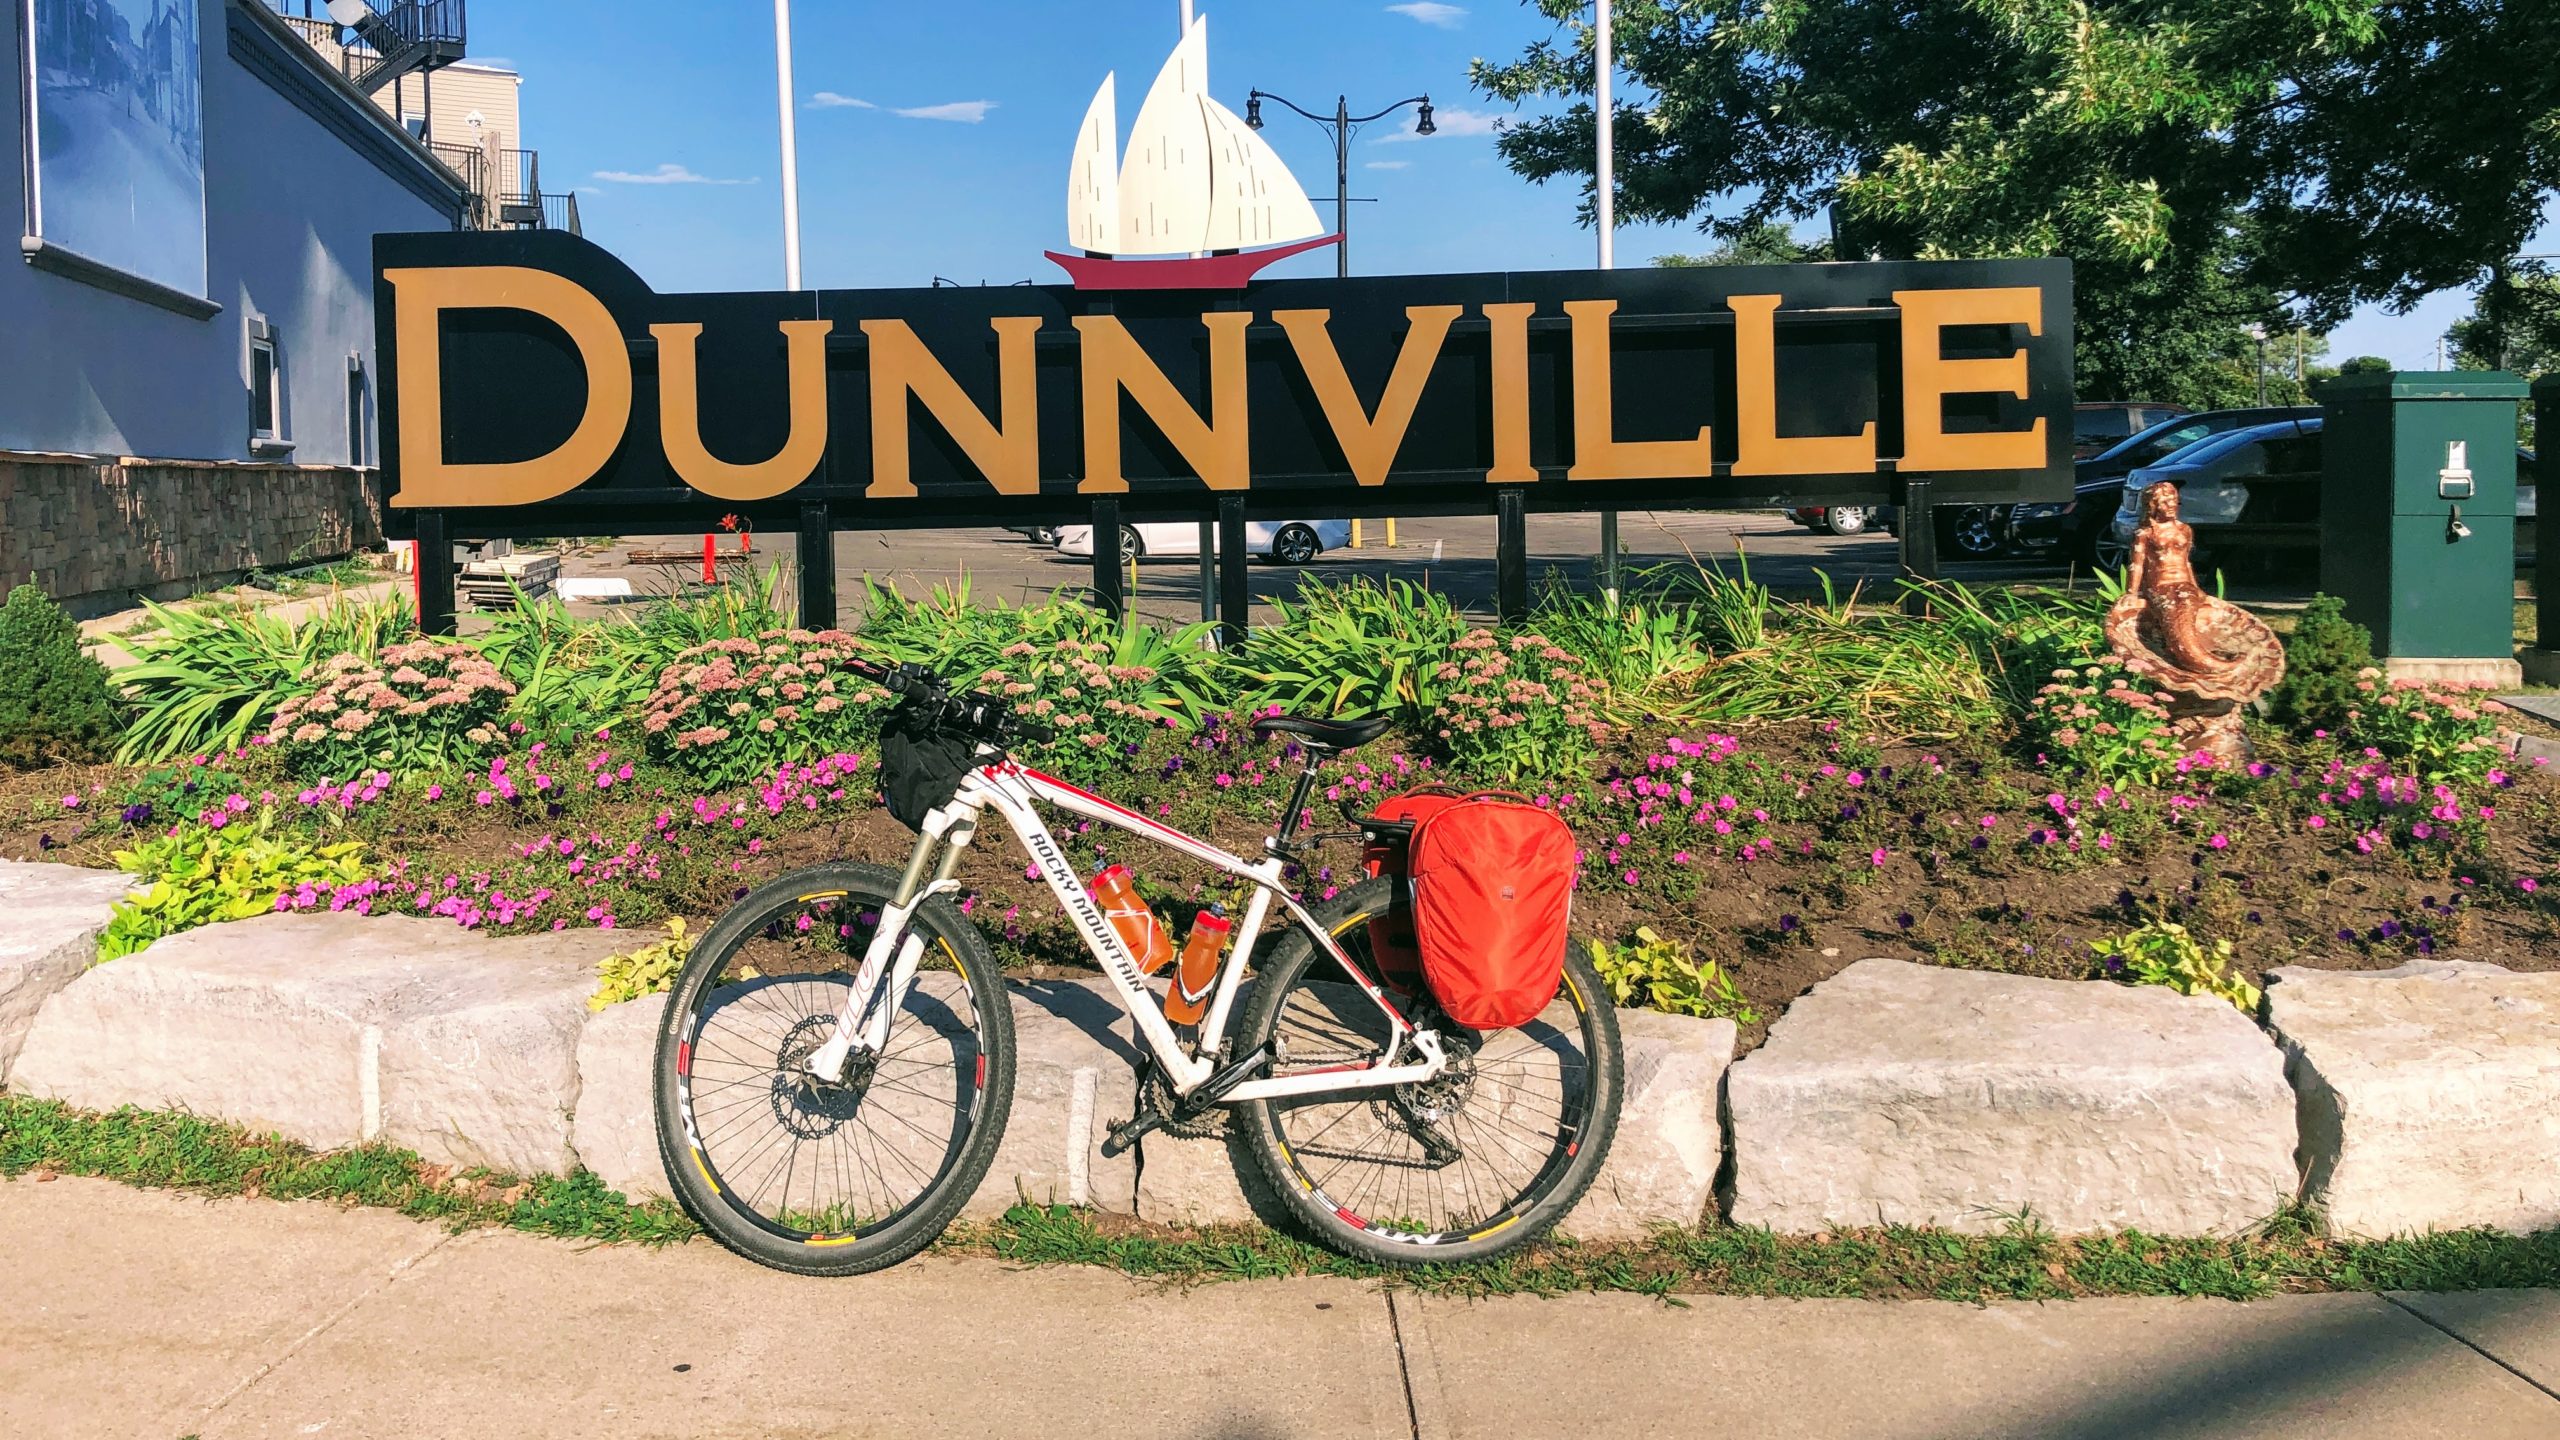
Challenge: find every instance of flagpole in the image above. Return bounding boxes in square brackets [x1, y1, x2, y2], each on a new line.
[1595, 0, 1620, 606]
[775, 0, 804, 289]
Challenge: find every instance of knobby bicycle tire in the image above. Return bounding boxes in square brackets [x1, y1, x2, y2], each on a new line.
[652, 862, 1015, 1276]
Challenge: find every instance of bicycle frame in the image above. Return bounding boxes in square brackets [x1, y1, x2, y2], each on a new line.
[802, 753, 1446, 1101]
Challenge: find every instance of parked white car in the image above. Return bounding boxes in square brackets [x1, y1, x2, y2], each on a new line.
[1053, 519, 1349, 566]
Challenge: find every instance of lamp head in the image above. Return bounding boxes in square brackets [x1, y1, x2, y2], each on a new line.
[1245, 94, 1263, 130]
[325, 0, 368, 28]
[1415, 98, 1437, 136]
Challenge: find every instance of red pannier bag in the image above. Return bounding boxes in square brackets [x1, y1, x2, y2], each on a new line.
[1360, 787, 1463, 996]
[1405, 793, 1577, 1030]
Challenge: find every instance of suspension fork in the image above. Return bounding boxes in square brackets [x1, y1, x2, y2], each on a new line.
[805, 815, 972, 1083]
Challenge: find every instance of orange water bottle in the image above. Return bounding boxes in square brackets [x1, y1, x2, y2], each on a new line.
[1164, 906, 1231, 1026]
[1090, 864, 1173, 975]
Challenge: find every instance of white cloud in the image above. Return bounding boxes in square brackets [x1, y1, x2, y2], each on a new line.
[807, 92, 876, 109]
[1386, 2, 1466, 27]
[891, 100, 997, 123]
[1375, 106, 1501, 143]
[1365, 159, 1412, 170]
[593, 164, 755, 186]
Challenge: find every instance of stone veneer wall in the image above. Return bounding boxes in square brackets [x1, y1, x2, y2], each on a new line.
[0, 453, 385, 615]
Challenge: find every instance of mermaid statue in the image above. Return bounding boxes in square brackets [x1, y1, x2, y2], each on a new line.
[2102, 482, 2287, 766]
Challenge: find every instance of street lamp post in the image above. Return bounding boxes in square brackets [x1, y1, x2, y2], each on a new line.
[1243, 90, 1434, 280]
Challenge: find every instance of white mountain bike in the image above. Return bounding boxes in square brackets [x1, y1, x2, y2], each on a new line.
[653, 663, 1622, 1274]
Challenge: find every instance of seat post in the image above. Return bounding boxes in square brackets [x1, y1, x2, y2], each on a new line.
[1272, 752, 1324, 853]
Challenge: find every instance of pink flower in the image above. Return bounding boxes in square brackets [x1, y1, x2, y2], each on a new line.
[2208, 834, 2229, 850]
[59, 794, 78, 809]
[1869, 848, 1888, 867]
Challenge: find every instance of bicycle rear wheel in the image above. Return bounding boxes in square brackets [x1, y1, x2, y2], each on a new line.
[653, 862, 1013, 1276]
[1235, 878, 1621, 1266]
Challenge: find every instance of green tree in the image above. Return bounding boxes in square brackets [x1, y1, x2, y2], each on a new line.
[1473, 0, 2558, 373]
[2447, 266, 2560, 380]
[1652, 221, 1831, 268]
[0, 582, 118, 769]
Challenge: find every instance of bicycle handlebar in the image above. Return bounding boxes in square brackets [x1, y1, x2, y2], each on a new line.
[868, 660, 1055, 746]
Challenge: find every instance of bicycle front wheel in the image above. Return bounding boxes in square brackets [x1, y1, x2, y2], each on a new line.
[1236, 878, 1621, 1267]
[652, 862, 1014, 1276]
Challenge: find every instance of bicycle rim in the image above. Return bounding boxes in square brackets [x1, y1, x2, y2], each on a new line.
[670, 886, 996, 1247]
[1249, 903, 1613, 1249]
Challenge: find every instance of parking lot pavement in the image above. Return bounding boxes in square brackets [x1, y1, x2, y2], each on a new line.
[546, 510, 2090, 630]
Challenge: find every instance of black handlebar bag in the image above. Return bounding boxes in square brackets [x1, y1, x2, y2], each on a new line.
[879, 701, 979, 832]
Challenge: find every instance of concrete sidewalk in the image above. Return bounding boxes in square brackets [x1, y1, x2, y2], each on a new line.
[5, 1177, 2555, 1440]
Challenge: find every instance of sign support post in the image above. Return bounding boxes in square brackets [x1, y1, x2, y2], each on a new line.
[1090, 496, 1126, 621]
[414, 509, 456, 636]
[1217, 496, 1250, 646]
[1497, 489, 1530, 624]
[1899, 476, 1939, 617]
[796, 498, 835, 629]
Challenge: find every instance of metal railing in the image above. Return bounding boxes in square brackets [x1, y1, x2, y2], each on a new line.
[427, 140, 491, 228]
[263, 0, 466, 94]
[541, 192, 583, 237]
[497, 147, 543, 224]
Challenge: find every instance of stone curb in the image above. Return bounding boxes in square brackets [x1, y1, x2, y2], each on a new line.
[2267, 960, 2560, 1239]
[11, 901, 2558, 1242]
[0, 861, 134, 1084]
[1727, 959, 2299, 1237]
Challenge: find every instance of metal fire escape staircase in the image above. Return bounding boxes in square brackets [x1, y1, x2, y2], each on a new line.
[320, 0, 467, 96]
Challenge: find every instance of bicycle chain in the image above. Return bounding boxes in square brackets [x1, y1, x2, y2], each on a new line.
[1140, 1063, 1229, 1140]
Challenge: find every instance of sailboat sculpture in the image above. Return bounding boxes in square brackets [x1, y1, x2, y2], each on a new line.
[1043, 16, 1339, 289]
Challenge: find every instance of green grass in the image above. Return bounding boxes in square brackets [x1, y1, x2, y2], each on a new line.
[9, 1093, 2555, 1300]
[0, 1094, 696, 1245]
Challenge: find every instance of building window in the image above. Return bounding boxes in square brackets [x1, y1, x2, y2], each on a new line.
[249, 317, 286, 448]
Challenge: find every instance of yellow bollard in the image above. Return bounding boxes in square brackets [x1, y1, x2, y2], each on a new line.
[1350, 519, 1364, 550]
[1386, 517, 1399, 548]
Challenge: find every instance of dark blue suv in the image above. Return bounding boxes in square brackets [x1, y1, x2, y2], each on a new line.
[2006, 407, 2317, 567]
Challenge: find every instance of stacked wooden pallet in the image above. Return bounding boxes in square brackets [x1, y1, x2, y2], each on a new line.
[459, 551, 560, 610]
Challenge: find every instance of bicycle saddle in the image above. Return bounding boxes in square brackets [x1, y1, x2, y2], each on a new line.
[1252, 712, 1392, 753]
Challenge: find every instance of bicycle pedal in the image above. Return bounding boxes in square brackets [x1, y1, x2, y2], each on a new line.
[1101, 1111, 1166, 1158]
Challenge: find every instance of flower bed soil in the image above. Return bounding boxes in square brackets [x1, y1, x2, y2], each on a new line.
[5, 719, 2555, 1053]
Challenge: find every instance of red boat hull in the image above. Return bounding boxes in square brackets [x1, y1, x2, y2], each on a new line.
[1042, 234, 1341, 290]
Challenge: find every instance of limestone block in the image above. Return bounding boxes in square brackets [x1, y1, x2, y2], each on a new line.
[1560, 1008, 1736, 1241]
[973, 980, 1138, 1217]
[0, 861, 132, 1082]
[2268, 960, 2560, 1237]
[570, 994, 674, 1202]
[1728, 959, 2298, 1236]
[11, 913, 623, 1175]
[1134, 993, 1733, 1237]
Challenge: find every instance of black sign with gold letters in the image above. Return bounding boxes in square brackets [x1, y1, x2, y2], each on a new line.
[374, 229, 2072, 538]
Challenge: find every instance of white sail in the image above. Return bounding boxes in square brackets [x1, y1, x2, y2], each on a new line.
[1116, 17, 1215, 255]
[1065, 72, 1120, 253]
[1201, 93, 1325, 250]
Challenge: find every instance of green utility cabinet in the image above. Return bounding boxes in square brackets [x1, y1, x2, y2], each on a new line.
[2319, 371, 2528, 663]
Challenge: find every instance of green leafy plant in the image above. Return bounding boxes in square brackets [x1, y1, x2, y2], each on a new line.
[2019, 662, 2187, 784]
[2089, 920, 2260, 1013]
[2340, 671, 2511, 784]
[2268, 594, 2376, 734]
[264, 638, 517, 777]
[642, 630, 892, 788]
[116, 591, 412, 762]
[1430, 629, 1611, 781]
[1226, 577, 1470, 725]
[590, 917, 692, 1010]
[1529, 580, 1713, 722]
[1586, 926, 1759, 1023]
[98, 814, 370, 961]
[0, 581, 118, 768]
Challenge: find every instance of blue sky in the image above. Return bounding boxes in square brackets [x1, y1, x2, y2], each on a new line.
[469, 0, 2496, 372]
